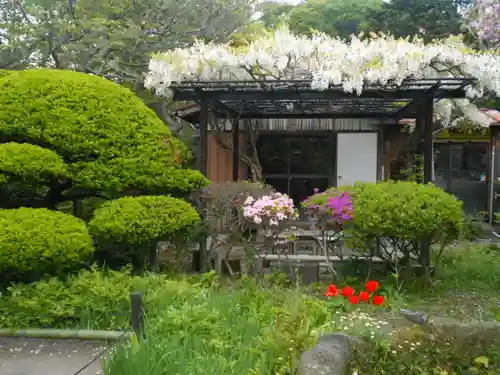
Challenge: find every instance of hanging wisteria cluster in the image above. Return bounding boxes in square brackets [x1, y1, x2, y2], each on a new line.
[145, 27, 500, 99]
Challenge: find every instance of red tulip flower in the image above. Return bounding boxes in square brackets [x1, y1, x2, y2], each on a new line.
[349, 295, 360, 304]
[324, 284, 339, 297]
[341, 286, 354, 298]
[365, 280, 379, 293]
[372, 295, 385, 306]
[359, 291, 370, 302]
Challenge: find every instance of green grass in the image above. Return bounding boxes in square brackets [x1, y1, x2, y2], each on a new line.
[345, 243, 500, 375]
[402, 243, 500, 320]
[3, 243, 500, 375]
[102, 277, 330, 375]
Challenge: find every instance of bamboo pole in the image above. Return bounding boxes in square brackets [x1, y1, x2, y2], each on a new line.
[0, 329, 134, 341]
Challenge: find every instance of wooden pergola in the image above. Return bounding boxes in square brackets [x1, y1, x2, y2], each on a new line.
[172, 77, 475, 183]
[171, 76, 476, 273]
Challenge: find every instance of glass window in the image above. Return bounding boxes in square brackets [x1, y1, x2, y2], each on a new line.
[257, 135, 288, 174]
[289, 178, 330, 207]
[434, 143, 450, 190]
[264, 178, 289, 196]
[289, 137, 331, 174]
[448, 143, 488, 214]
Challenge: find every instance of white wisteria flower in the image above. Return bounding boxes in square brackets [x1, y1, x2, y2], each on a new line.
[145, 27, 500, 127]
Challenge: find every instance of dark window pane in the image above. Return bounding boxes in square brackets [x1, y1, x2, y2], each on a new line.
[449, 143, 488, 214]
[434, 143, 450, 190]
[258, 136, 288, 174]
[289, 178, 330, 208]
[289, 137, 331, 174]
[264, 178, 289, 196]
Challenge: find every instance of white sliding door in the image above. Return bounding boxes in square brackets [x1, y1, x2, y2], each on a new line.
[336, 132, 378, 186]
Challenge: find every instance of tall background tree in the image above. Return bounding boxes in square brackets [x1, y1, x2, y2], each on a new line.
[0, 0, 256, 125]
[256, 0, 472, 41]
[360, 0, 471, 41]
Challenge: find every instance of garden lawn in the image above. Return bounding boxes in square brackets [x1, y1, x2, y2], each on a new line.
[344, 243, 500, 375]
[2, 244, 500, 375]
[102, 276, 330, 375]
[404, 242, 500, 321]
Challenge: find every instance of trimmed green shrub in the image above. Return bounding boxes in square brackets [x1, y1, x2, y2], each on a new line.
[0, 208, 95, 283]
[0, 70, 13, 79]
[330, 181, 463, 267]
[88, 196, 200, 269]
[0, 69, 208, 208]
[0, 142, 69, 184]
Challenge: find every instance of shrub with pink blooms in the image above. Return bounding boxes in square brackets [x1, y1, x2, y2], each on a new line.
[302, 190, 354, 231]
[242, 193, 298, 229]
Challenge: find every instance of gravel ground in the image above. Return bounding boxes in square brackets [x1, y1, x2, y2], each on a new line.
[0, 337, 107, 375]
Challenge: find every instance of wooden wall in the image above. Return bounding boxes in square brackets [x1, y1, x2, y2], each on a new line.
[207, 134, 246, 182]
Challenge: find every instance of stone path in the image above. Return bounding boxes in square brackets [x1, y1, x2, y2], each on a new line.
[0, 337, 107, 375]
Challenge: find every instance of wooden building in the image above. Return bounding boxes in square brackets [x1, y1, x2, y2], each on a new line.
[177, 102, 500, 221]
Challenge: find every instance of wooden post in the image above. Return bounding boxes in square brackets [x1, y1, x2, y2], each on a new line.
[194, 99, 209, 273]
[419, 97, 434, 289]
[488, 127, 498, 224]
[149, 242, 158, 273]
[423, 97, 434, 184]
[232, 119, 240, 181]
[130, 292, 145, 338]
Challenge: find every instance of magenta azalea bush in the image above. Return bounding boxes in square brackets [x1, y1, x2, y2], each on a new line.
[302, 189, 354, 231]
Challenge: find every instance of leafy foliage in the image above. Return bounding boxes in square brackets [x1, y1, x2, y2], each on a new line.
[0, 208, 94, 283]
[89, 196, 200, 244]
[0, 69, 14, 79]
[333, 181, 463, 267]
[0, 69, 207, 209]
[0, 266, 196, 329]
[103, 276, 329, 375]
[89, 196, 200, 269]
[0, 142, 69, 184]
[349, 323, 500, 375]
[256, 0, 468, 42]
[360, 0, 467, 42]
[289, 0, 382, 39]
[0, 0, 255, 90]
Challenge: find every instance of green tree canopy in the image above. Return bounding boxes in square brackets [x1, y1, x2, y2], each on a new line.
[0, 0, 255, 88]
[0, 69, 207, 209]
[360, 0, 470, 41]
[257, 0, 471, 42]
[257, 0, 382, 39]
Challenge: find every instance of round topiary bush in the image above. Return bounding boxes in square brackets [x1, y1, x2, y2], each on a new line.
[317, 181, 463, 272]
[88, 196, 200, 270]
[0, 208, 95, 283]
[0, 69, 207, 207]
[341, 181, 463, 242]
[0, 70, 14, 79]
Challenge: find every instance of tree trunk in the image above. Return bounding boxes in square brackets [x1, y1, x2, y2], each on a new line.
[148, 101, 169, 125]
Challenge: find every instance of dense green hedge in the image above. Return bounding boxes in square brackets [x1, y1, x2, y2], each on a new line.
[89, 196, 200, 269]
[89, 196, 200, 243]
[308, 181, 464, 264]
[339, 181, 463, 241]
[0, 69, 208, 198]
[0, 208, 94, 282]
[0, 70, 13, 79]
[0, 142, 69, 184]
